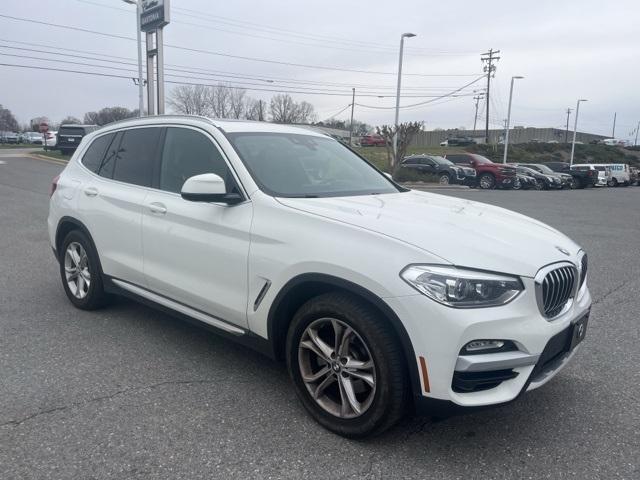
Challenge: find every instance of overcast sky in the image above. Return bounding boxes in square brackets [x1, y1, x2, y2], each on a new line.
[0, 0, 638, 138]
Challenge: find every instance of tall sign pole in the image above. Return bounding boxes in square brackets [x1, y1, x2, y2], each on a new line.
[139, 0, 170, 116]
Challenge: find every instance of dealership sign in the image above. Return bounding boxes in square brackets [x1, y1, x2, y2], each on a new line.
[140, 0, 170, 32]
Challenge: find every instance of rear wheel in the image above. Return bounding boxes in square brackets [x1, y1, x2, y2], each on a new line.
[478, 173, 496, 189]
[60, 230, 111, 310]
[286, 293, 408, 438]
[608, 178, 618, 187]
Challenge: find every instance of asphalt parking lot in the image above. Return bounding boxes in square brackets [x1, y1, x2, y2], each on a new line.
[1, 153, 639, 479]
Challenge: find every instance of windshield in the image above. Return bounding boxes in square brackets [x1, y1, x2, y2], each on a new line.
[430, 156, 454, 166]
[226, 132, 401, 197]
[531, 164, 554, 174]
[470, 154, 493, 165]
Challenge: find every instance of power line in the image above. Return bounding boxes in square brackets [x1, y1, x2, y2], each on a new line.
[355, 75, 485, 109]
[0, 14, 479, 77]
[0, 51, 482, 98]
[0, 40, 481, 93]
[74, 0, 474, 58]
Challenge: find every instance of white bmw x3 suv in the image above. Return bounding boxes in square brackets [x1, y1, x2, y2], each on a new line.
[48, 116, 591, 437]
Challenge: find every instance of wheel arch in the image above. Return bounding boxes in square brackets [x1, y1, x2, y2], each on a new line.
[55, 216, 100, 266]
[267, 273, 422, 398]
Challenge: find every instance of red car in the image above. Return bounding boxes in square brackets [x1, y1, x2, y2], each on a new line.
[359, 135, 386, 147]
[445, 153, 517, 189]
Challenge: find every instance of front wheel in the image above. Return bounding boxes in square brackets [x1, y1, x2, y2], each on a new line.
[478, 173, 496, 189]
[286, 293, 408, 438]
[513, 179, 522, 190]
[438, 173, 451, 185]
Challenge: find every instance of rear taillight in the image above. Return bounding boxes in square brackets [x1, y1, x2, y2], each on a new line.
[50, 174, 60, 197]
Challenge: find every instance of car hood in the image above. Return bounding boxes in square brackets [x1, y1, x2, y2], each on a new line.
[277, 190, 579, 278]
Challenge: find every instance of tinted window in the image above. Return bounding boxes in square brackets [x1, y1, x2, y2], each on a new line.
[81, 133, 115, 173]
[159, 127, 231, 194]
[112, 127, 161, 187]
[98, 132, 122, 179]
[446, 155, 468, 164]
[59, 126, 85, 136]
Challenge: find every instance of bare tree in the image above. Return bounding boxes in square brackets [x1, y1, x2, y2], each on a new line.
[83, 107, 136, 126]
[59, 116, 81, 125]
[376, 121, 424, 170]
[244, 99, 267, 121]
[227, 87, 248, 119]
[167, 85, 212, 116]
[269, 94, 316, 123]
[0, 104, 19, 131]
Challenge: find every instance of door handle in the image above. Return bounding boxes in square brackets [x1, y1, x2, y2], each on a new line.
[84, 187, 98, 197]
[148, 202, 167, 215]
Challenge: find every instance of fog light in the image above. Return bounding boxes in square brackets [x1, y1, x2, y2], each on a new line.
[464, 340, 505, 353]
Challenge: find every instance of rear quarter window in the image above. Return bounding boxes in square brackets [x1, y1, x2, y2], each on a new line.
[81, 133, 116, 173]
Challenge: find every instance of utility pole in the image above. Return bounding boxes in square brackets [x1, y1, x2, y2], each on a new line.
[349, 88, 355, 146]
[612, 112, 617, 138]
[481, 49, 500, 144]
[565, 108, 572, 143]
[472, 93, 484, 132]
[635, 120, 640, 146]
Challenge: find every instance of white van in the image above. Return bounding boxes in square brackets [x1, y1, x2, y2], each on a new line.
[589, 163, 631, 186]
[571, 164, 610, 187]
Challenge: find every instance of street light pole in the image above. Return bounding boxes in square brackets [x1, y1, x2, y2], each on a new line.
[570, 99, 587, 165]
[502, 76, 523, 164]
[393, 32, 416, 161]
[123, 0, 144, 116]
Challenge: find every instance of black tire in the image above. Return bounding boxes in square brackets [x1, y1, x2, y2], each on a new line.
[59, 230, 111, 310]
[608, 178, 618, 187]
[438, 173, 451, 185]
[286, 292, 409, 438]
[478, 172, 496, 189]
[512, 179, 522, 190]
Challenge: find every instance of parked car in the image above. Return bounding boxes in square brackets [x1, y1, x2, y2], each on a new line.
[22, 132, 43, 144]
[445, 153, 517, 189]
[512, 166, 545, 190]
[56, 124, 98, 155]
[4, 132, 20, 144]
[43, 130, 58, 150]
[359, 135, 386, 147]
[48, 116, 591, 438]
[607, 163, 631, 187]
[517, 163, 568, 189]
[544, 161, 597, 189]
[400, 154, 476, 185]
[571, 164, 610, 187]
[440, 136, 475, 147]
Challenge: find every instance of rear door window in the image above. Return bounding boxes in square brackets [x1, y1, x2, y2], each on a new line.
[81, 133, 116, 174]
[112, 127, 162, 187]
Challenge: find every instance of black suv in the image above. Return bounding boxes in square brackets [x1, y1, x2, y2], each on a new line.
[56, 124, 98, 155]
[544, 161, 597, 188]
[401, 154, 477, 185]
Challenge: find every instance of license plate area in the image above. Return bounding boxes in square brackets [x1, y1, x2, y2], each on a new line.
[569, 314, 589, 351]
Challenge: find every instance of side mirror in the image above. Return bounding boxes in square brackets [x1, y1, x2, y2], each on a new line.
[181, 173, 242, 204]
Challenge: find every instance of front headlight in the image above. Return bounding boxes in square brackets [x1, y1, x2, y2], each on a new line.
[400, 265, 523, 308]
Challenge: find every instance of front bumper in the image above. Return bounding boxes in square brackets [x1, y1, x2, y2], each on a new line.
[385, 277, 592, 409]
[497, 176, 516, 188]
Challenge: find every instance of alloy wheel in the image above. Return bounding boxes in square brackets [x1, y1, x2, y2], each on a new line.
[439, 174, 450, 185]
[298, 317, 376, 419]
[64, 242, 91, 299]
